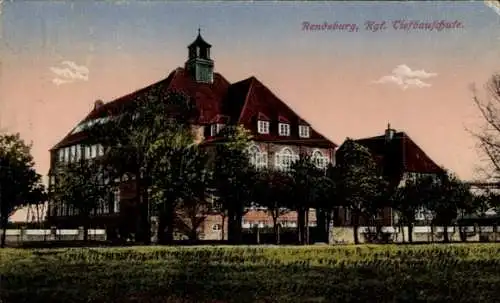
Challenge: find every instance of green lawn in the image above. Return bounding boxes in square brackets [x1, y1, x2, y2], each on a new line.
[1, 244, 500, 303]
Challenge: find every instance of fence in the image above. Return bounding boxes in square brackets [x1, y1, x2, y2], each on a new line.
[238, 225, 500, 244]
[4, 226, 499, 246]
[330, 225, 500, 244]
[4, 228, 107, 245]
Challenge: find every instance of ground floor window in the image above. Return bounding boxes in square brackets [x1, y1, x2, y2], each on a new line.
[275, 148, 299, 171]
[311, 150, 329, 169]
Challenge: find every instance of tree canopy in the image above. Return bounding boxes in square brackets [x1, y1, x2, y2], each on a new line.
[0, 133, 46, 247]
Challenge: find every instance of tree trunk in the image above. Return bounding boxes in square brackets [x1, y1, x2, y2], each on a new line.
[459, 225, 467, 242]
[157, 213, 168, 245]
[189, 227, 198, 242]
[297, 208, 305, 245]
[272, 215, 279, 245]
[493, 224, 498, 242]
[430, 224, 435, 243]
[305, 208, 310, 244]
[227, 208, 235, 244]
[353, 213, 360, 245]
[141, 186, 151, 245]
[316, 209, 326, 243]
[443, 225, 450, 243]
[135, 175, 151, 244]
[353, 224, 360, 245]
[83, 219, 89, 242]
[408, 223, 413, 243]
[235, 210, 243, 244]
[400, 223, 405, 243]
[1, 216, 7, 248]
[325, 211, 332, 243]
[220, 213, 226, 241]
[164, 205, 175, 245]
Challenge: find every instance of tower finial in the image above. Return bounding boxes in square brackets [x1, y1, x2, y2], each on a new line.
[198, 27, 201, 36]
[387, 122, 391, 130]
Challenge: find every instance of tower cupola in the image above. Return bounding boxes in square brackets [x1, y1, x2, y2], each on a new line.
[185, 28, 214, 83]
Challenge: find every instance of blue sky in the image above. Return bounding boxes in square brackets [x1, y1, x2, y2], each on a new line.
[2, 1, 498, 58]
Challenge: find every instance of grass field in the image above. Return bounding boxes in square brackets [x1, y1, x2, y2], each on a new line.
[1, 244, 500, 303]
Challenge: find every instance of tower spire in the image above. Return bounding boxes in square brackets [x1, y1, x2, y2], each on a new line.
[185, 29, 214, 83]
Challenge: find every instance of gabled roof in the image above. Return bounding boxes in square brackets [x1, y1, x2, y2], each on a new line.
[351, 131, 443, 174]
[227, 76, 336, 148]
[52, 68, 230, 150]
[51, 69, 337, 151]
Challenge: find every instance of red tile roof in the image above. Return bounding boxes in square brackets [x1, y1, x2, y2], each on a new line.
[51, 68, 336, 150]
[230, 76, 335, 147]
[351, 131, 443, 175]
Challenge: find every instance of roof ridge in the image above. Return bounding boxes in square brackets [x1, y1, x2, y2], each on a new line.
[236, 76, 336, 146]
[399, 131, 441, 171]
[236, 77, 256, 124]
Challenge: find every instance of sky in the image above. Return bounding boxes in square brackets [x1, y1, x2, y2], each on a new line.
[1, 0, 500, 194]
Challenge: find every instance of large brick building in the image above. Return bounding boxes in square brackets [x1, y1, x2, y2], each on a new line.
[47, 32, 337, 237]
[333, 124, 444, 227]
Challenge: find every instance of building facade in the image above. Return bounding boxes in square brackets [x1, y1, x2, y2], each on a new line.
[334, 124, 444, 227]
[47, 32, 337, 237]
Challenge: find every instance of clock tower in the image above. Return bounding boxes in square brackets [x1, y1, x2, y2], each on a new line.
[185, 29, 214, 83]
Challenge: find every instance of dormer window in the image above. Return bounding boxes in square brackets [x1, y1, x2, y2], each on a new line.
[299, 125, 310, 138]
[257, 121, 270, 134]
[278, 123, 290, 136]
[211, 124, 225, 136]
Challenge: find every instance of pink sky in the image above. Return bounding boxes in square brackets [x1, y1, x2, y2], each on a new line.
[1, 1, 500, 187]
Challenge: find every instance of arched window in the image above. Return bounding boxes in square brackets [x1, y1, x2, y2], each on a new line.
[312, 150, 329, 169]
[248, 145, 268, 169]
[212, 224, 222, 231]
[275, 148, 299, 171]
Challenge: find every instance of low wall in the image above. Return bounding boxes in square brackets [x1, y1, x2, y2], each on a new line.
[3, 228, 107, 244]
[329, 226, 500, 244]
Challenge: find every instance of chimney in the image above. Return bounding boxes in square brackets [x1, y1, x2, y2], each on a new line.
[385, 123, 395, 142]
[94, 99, 104, 110]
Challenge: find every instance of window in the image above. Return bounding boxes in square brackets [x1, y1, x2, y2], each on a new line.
[58, 149, 64, 163]
[299, 125, 310, 138]
[210, 124, 225, 136]
[84, 145, 91, 159]
[257, 121, 270, 134]
[278, 123, 290, 136]
[311, 150, 329, 169]
[217, 124, 225, 134]
[75, 145, 82, 161]
[97, 144, 104, 156]
[275, 148, 299, 171]
[102, 198, 109, 214]
[212, 224, 222, 231]
[248, 145, 268, 169]
[70, 145, 77, 162]
[64, 147, 69, 163]
[63, 203, 68, 216]
[90, 145, 97, 158]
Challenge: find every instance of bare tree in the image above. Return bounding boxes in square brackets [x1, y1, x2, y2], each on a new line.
[471, 74, 500, 179]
